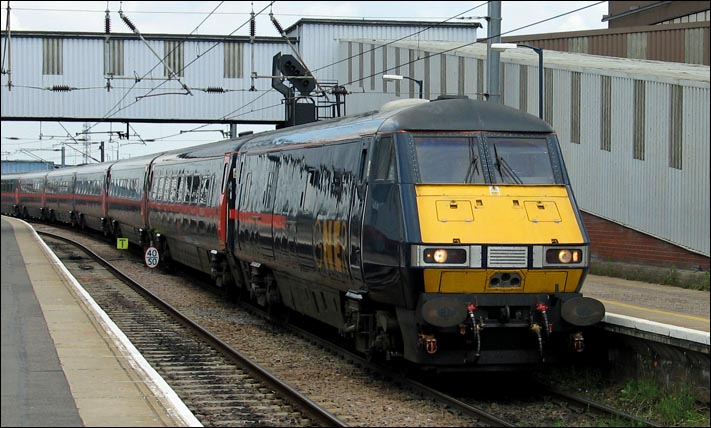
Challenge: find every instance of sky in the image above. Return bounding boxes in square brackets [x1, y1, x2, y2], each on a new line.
[1, 1, 609, 165]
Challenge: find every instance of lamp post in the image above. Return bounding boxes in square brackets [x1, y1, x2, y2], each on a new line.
[490, 43, 543, 119]
[382, 74, 424, 99]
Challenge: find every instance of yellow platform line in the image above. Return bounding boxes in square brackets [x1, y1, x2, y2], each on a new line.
[597, 298, 710, 323]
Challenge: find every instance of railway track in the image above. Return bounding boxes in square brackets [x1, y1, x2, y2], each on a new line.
[39, 230, 347, 428]
[277, 315, 664, 427]
[36, 223, 665, 427]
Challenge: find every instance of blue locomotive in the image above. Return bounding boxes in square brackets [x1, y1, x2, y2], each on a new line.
[2, 97, 605, 369]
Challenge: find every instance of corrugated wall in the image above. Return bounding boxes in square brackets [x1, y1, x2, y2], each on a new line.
[503, 22, 710, 65]
[1, 23, 478, 124]
[343, 39, 710, 257]
[1, 33, 293, 123]
[290, 21, 478, 84]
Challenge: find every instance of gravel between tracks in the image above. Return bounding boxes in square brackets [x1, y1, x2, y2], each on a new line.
[47, 228, 478, 427]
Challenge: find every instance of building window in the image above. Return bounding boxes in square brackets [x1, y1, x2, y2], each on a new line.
[370, 44, 376, 91]
[358, 43, 364, 88]
[42, 38, 63, 75]
[458, 56, 465, 96]
[544, 68, 553, 125]
[164, 40, 184, 78]
[395, 48, 401, 97]
[224, 42, 243, 78]
[633, 80, 645, 161]
[381, 45, 388, 94]
[600, 75, 611, 152]
[104, 39, 124, 76]
[519, 65, 528, 112]
[476, 59, 484, 101]
[347, 42, 353, 83]
[408, 49, 416, 98]
[440, 53, 447, 95]
[669, 85, 683, 170]
[571, 71, 581, 144]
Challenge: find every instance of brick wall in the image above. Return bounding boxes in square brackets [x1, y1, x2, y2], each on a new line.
[581, 212, 710, 271]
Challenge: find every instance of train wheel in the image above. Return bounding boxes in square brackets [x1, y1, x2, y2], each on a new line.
[158, 243, 174, 272]
[267, 305, 291, 326]
[113, 225, 122, 239]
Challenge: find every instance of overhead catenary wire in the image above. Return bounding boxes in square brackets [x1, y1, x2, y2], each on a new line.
[79, 1, 232, 139]
[118, 7, 193, 96]
[339, 1, 606, 87]
[95, 1, 272, 125]
[3, 1, 606, 161]
[157, 1, 607, 144]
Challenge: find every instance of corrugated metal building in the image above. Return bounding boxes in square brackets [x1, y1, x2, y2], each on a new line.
[503, 1, 710, 65]
[0, 20, 479, 123]
[605, 1, 710, 28]
[1, 17, 708, 269]
[340, 38, 710, 268]
[502, 22, 709, 65]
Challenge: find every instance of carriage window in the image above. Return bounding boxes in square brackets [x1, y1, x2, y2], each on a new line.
[191, 176, 201, 204]
[153, 177, 162, 201]
[197, 175, 212, 205]
[175, 176, 185, 203]
[241, 173, 251, 206]
[183, 176, 192, 203]
[373, 138, 397, 181]
[413, 137, 483, 184]
[484, 137, 556, 184]
[150, 176, 158, 200]
[168, 176, 178, 202]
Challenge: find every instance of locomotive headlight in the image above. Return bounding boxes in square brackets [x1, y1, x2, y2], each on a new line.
[558, 250, 573, 263]
[545, 248, 583, 264]
[423, 248, 467, 263]
[414, 246, 469, 267]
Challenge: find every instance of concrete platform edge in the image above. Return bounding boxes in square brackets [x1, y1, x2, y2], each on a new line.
[604, 312, 710, 346]
[22, 219, 202, 427]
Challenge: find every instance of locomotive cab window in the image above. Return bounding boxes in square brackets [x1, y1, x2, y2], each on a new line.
[372, 138, 397, 181]
[413, 136, 484, 184]
[484, 137, 557, 184]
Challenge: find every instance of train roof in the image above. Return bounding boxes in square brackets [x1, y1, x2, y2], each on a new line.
[239, 97, 554, 153]
[6, 99, 555, 173]
[152, 138, 247, 164]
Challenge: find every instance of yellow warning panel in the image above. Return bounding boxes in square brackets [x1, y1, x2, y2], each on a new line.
[116, 238, 129, 250]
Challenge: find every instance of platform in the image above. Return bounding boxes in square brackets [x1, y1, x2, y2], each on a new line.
[1, 216, 201, 427]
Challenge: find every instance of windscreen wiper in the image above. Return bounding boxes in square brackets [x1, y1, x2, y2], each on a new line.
[493, 144, 523, 184]
[464, 141, 480, 183]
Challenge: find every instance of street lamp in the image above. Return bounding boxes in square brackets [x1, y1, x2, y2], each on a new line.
[382, 74, 424, 99]
[490, 43, 543, 119]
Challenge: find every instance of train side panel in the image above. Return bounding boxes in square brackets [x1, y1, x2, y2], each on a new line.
[74, 163, 114, 233]
[1, 174, 21, 216]
[17, 172, 48, 220]
[234, 137, 372, 326]
[45, 168, 78, 225]
[106, 154, 162, 245]
[148, 155, 224, 274]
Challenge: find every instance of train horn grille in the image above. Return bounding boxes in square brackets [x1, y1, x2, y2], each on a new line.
[487, 246, 528, 268]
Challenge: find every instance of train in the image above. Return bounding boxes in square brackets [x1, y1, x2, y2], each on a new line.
[1, 96, 605, 370]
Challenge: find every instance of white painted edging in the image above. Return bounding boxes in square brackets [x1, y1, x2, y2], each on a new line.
[604, 312, 710, 346]
[28, 221, 202, 427]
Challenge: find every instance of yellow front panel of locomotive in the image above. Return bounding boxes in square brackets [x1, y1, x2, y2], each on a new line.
[415, 185, 584, 244]
[424, 269, 583, 293]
